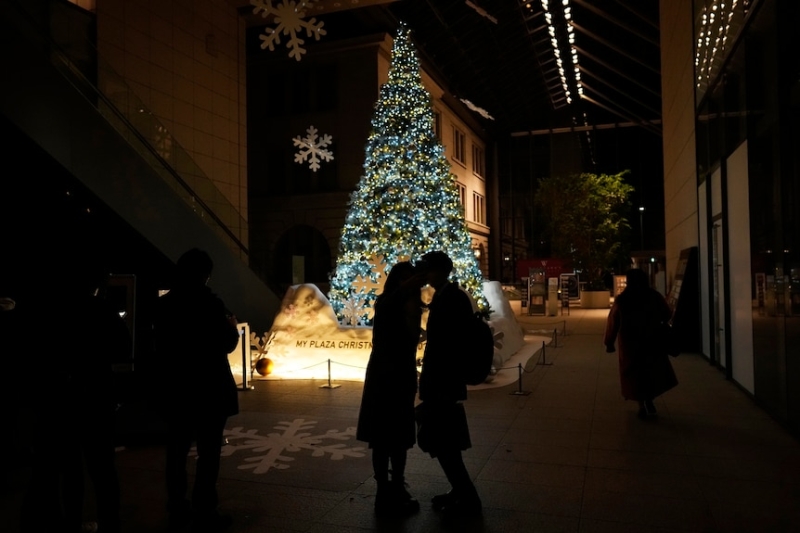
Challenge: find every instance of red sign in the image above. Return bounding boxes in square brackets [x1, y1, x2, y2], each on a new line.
[516, 258, 571, 280]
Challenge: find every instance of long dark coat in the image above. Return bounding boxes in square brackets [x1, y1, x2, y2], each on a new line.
[418, 282, 472, 404]
[604, 288, 678, 401]
[356, 282, 422, 450]
[416, 281, 473, 456]
[153, 283, 241, 419]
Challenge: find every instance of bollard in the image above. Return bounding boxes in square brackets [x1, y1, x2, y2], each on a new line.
[510, 363, 530, 396]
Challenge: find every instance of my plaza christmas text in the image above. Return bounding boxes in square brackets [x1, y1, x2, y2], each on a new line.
[295, 340, 373, 349]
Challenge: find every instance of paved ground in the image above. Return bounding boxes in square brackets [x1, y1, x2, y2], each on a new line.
[4, 307, 800, 532]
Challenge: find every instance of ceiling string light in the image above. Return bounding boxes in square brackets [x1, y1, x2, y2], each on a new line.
[694, 0, 750, 99]
[540, 0, 582, 106]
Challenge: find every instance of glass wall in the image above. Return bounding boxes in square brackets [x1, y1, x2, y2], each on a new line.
[694, 0, 800, 431]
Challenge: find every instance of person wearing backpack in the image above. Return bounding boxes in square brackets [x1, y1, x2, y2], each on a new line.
[416, 251, 482, 517]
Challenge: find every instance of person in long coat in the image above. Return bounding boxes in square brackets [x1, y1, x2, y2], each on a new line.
[416, 251, 482, 517]
[153, 248, 241, 532]
[356, 261, 426, 516]
[604, 268, 678, 419]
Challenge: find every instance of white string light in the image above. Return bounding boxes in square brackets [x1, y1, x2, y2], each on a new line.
[694, 0, 747, 95]
[539, 0, 582, 105]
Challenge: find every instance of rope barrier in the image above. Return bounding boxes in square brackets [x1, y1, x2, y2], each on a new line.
[524, 320, 567, 337]
[257, 329, 564, 391]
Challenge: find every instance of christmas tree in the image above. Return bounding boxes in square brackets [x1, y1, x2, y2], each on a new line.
[328, 22, 488, 324]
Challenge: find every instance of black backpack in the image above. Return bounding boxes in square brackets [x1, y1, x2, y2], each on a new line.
[464, 312, 495, 385]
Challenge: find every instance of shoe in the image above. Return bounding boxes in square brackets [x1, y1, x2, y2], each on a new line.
[167, 501, 192, 530]
[433, 489, 482, 517]
[431, 491, 456, 512]
[375, 480, 420, 516]
[644, 400, 658, 417]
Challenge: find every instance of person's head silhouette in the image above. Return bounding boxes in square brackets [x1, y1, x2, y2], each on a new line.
[421, 251, 453, 290]
[176, 248, 213, 287]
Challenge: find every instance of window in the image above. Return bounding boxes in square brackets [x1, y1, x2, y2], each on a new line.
[456, 181, 466, 213]
[472, 144, 485, 178]
[451, 125, 466, 164]
[472, 192, 485, 224]
[433, 110, 441, 138]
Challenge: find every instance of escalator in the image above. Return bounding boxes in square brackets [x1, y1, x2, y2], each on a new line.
[0, 0, 280, 441]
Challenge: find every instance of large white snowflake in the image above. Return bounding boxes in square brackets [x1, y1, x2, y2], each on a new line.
[341, 295, 373, 326]
[351, 255, 388, 295]
[212, 419, 366, 474]
[250, 0, 326, 61]
[293, 126, 334, 172]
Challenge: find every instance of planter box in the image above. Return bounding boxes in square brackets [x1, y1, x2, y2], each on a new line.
[580, 290, 610, 309]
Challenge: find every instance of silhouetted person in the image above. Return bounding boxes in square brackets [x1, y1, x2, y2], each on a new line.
[153, 248, 240, 532]
[20, 262, 129, 533]
[416, 251, 482, 517]
[356, 261, 427, 516]
[604, 268, 678, 419]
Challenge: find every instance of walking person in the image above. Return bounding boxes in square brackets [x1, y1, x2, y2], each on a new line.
[356, 261, 427, 516]
[604, 268, 679, 419]
[153, 248, 241, 532]
[415, 251, 482, 517]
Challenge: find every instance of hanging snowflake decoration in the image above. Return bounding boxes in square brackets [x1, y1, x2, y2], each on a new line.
[250, 0, 327, 61]
[293, 125, 334, 172]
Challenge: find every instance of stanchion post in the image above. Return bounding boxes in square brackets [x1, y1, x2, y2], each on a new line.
[510, 363, 530, 396]
[537, 340, 553, 366]
[239, 325, 253, 391]
[320, 358, 341, 389]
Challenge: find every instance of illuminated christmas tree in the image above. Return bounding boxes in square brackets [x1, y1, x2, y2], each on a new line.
[328, 22, 488, 323]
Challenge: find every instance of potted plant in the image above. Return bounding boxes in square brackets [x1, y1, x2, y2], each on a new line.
[534, 171, 633, 308]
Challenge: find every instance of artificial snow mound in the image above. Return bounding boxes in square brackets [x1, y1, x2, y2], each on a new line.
[254, 281, 525, 381]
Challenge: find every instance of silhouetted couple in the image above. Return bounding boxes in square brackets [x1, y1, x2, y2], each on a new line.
[356, 251, 482, 519]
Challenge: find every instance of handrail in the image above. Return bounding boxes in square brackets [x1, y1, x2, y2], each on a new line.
[6, 0, 249, 257]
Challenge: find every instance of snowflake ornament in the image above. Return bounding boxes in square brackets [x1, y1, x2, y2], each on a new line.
[293, 125, 334, 172]
[193, 419, 365, 474]
[350, 255, 389, 295]
[250, 0, 326, 61]
[341, 295, 373, 326]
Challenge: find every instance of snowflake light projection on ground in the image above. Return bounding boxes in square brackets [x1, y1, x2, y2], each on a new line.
[250, 0, 326, 61]
[199, 419, 366, 474]
[293, 125, 334, 171]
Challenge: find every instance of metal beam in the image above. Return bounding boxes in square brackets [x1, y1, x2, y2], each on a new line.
[570, 21, 660, 76]
[572, 0, 659, 47]
[574, 45, 661, 98]
[511, 119, 663, 136]
[578, 65, 660, 116]
[579, 91, 661, 136]
[611, 0, 659, 32]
